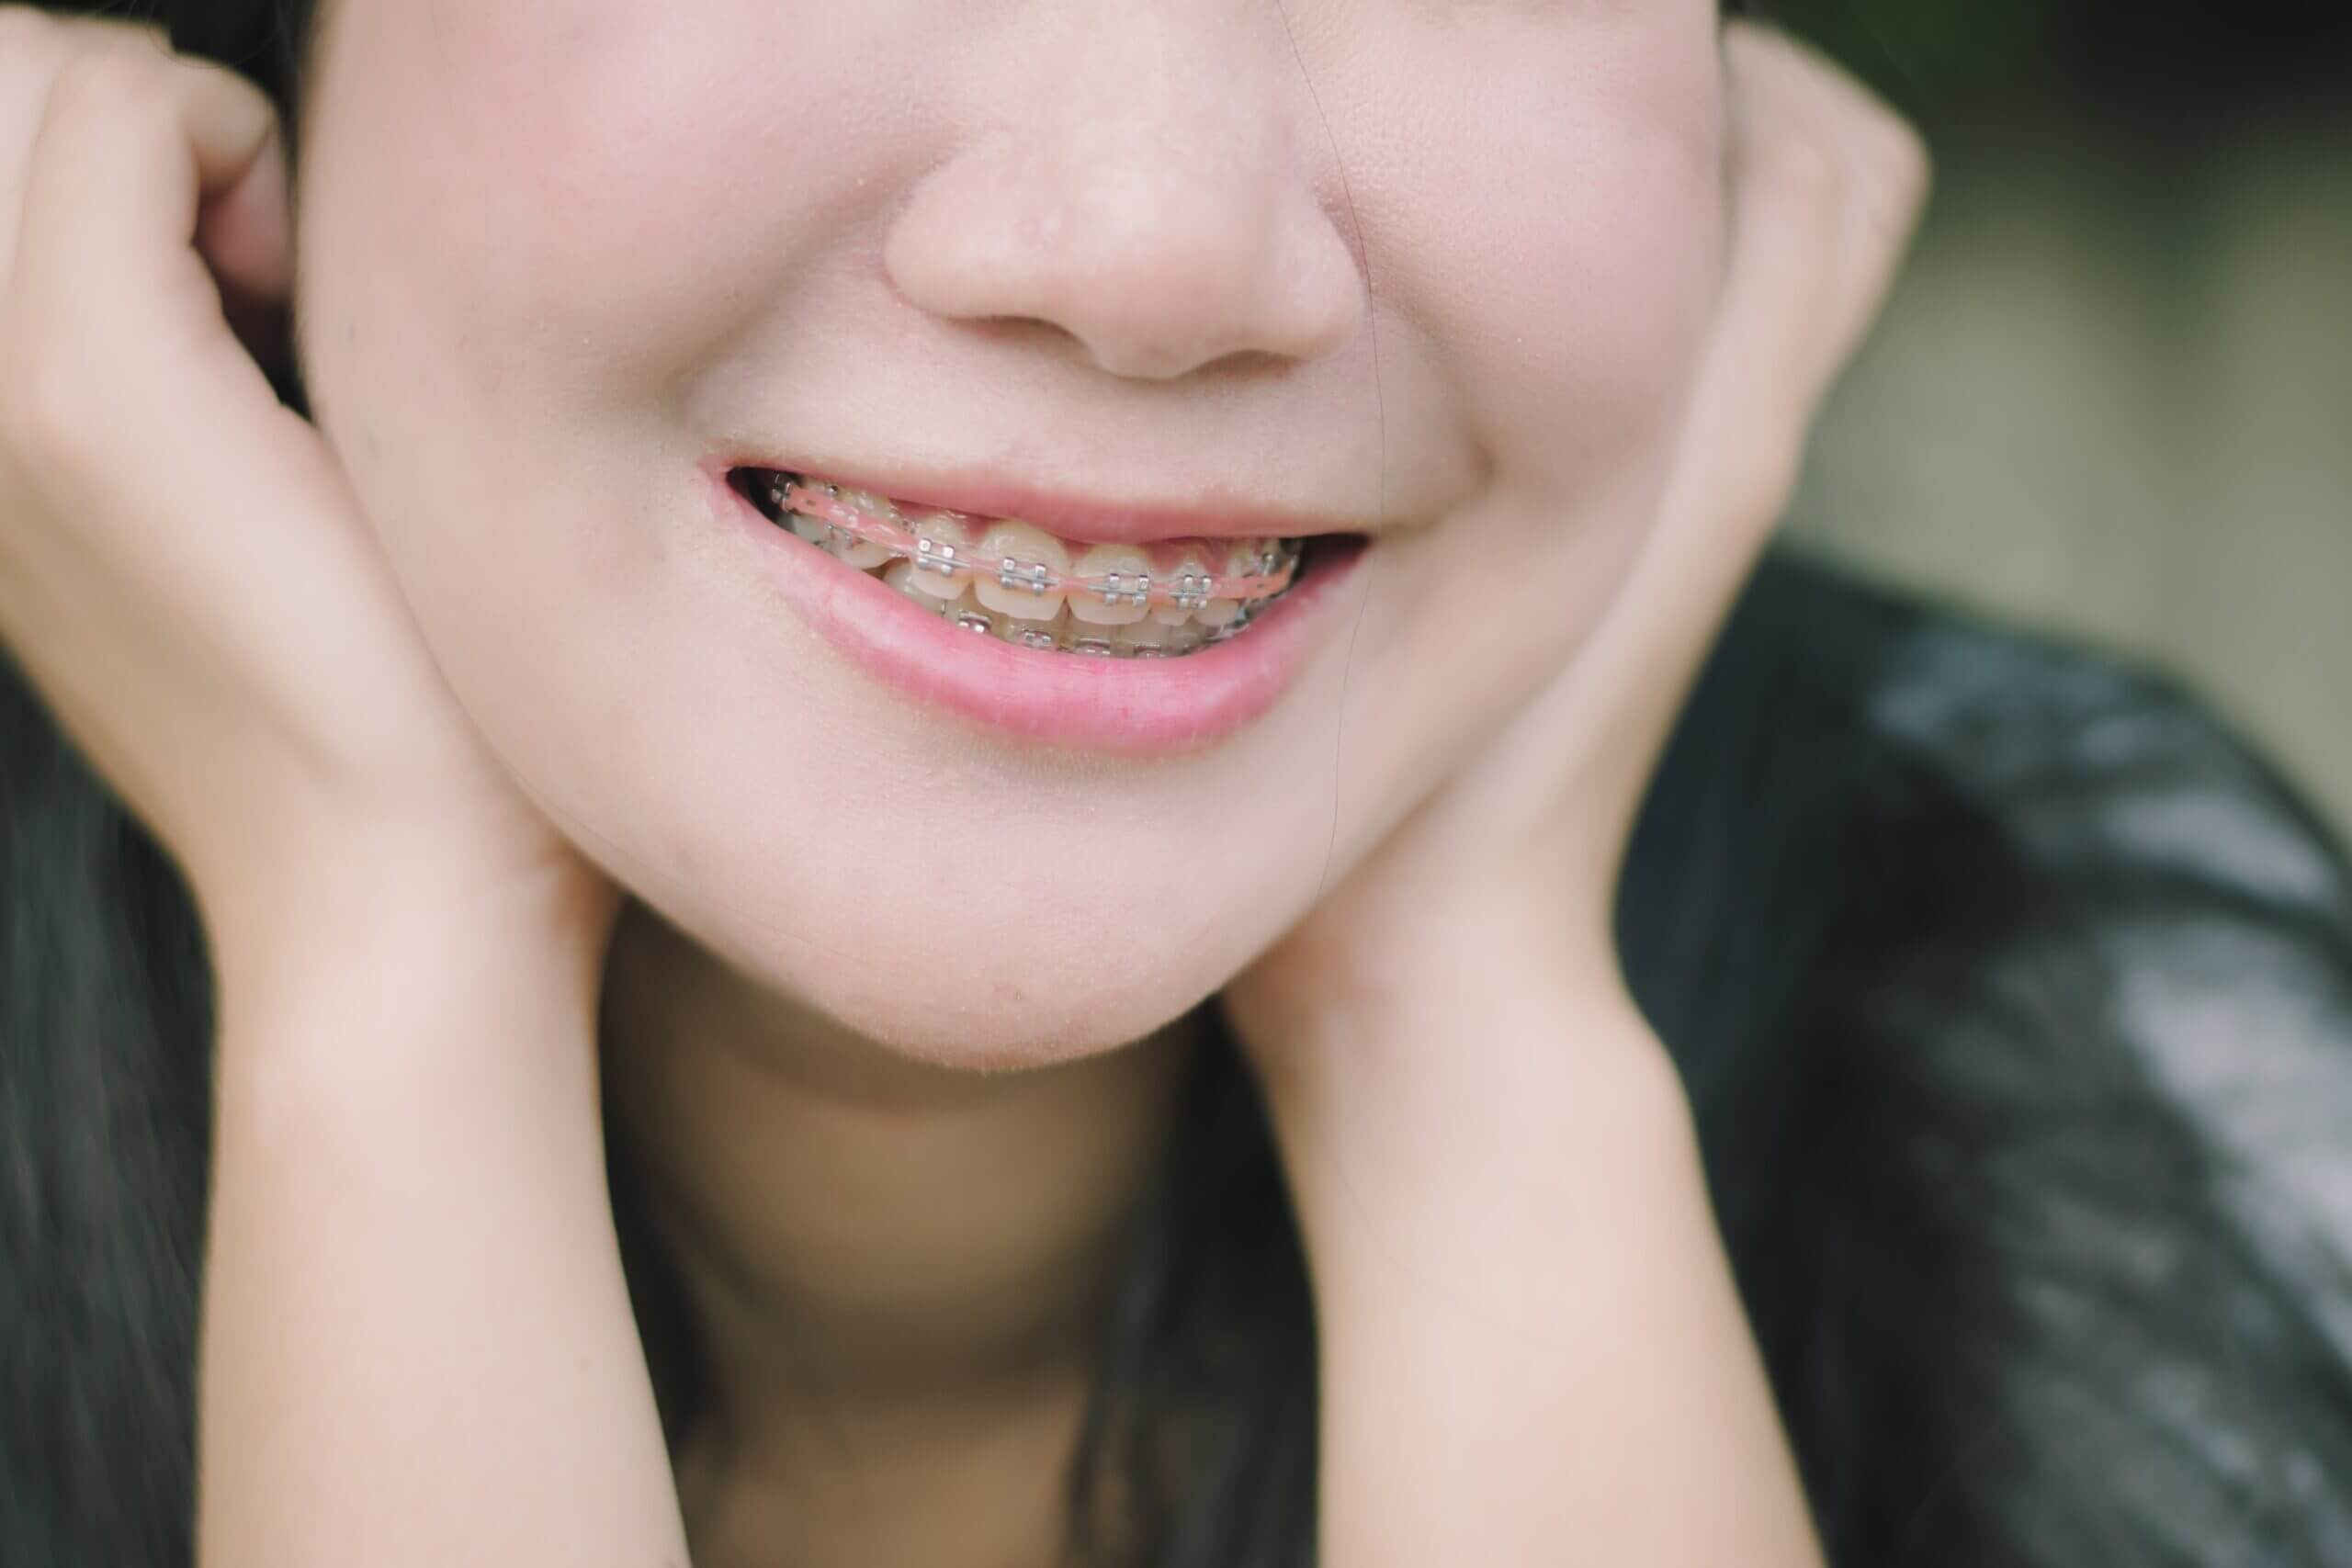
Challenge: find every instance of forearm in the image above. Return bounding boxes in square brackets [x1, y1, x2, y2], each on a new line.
[1257, 969, 1821, 1568]
[198, 891, 688, 1567]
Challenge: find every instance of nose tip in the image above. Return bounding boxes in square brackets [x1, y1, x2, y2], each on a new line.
[884, 135, 1364, 381]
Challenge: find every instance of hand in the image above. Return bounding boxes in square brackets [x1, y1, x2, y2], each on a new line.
[1222, 23, 1931, 1085]
[0, 9, 616, 984]
[1214, 34, 1925, 1562]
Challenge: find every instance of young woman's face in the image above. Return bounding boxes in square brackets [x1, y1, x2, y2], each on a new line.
[294, 0, 1724, 1065]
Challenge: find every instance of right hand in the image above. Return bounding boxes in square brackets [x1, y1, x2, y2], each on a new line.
[0, 9, 617, 980]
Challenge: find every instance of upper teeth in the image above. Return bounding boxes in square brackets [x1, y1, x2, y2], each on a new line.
[761, 471, 1301, 617]
[975, 522, 1069, 619]
[1064, 545, 1157, 626]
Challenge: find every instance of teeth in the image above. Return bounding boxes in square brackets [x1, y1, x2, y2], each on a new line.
[991, 604, 1073, 650]
[832, 536, 894, 569]
[1066, 543, 1157, 626]
[764, 472, 1309, 659]
[904, 514, 973, 600]
[803, 486, 902, 568]
[1149, 551, 1216, 625]
[795, 513, 890, 569]
[974, 521, 1069, 621]
[1193, 595, 1241, 629]
[1111, 616, 1172, 654]
[877, 559, 1238, 658]
[881, 558, 932, 604]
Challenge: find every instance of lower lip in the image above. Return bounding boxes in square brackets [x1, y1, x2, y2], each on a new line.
[704, 465, 1370, 754]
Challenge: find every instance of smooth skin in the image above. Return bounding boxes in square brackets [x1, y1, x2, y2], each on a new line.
[0, 8, 1924, 1565]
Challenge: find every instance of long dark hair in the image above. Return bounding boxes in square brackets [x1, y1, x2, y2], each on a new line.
[12, 6, 2352, 1565]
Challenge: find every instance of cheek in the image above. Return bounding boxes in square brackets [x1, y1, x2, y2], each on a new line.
[1401, 34, 1724, 661]
[1445, 133, 1722, 480]
[1376, 34, 1725, 496]
[290, 9, 819, 879]
[1300, 31, 1723, 830]
[300, 0, 917, 411]
[292, 0, 904, 714]
[285, 1, 1724, 1019]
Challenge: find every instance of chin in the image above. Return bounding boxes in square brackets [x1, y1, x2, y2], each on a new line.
[627, 853, 1257, 1072]
[772, 953, 1223, 1073]
[838, 979, 1207, 1073]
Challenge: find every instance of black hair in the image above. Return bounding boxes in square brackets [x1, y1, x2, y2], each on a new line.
[11, 5, 2352, 1565]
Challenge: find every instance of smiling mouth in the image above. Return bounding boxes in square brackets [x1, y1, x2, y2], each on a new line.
[730, 467, 1354, 658]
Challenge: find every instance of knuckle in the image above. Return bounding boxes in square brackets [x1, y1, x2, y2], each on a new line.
[0, 8, 60, 99]
[1727, 21, 1931, 236]
[1841, 135, 1932, 257]
[1867, 117, 1935, 229]
[42, 48, 164, 138]
[1751, 122, 1844, 220]
[183, 53, 279, 133]
[1815, 80, 1933, 236]
[0, 6, 53, 54]
[95, 14, 174, 51]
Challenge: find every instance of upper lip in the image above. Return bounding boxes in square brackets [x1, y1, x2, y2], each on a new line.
[747, 459, 1367, 546]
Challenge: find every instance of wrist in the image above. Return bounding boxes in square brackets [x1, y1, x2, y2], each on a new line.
[1238, 905, 1667, 1129]
[209, 902, 614, 1185]
[1274, 983, 1815, 1567]
[1249, 961, 1698, 1297]
[206, 825, 617, 1062]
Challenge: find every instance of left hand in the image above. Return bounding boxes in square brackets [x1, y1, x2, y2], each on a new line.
[1221, 23, 1931, 1090]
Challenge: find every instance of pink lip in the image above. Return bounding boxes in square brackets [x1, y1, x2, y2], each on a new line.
[744, 457, 1364, 547]
[704, 465, 1369, 754]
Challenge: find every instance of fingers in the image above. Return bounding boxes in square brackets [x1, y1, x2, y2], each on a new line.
[20, 36, 282, 288]
[9, 32, 283, 330]
[3, 33, 288, 488]
[1686, 23, 1929, 530]
[198, 118, 297, 379]
[0, 8, 169, 285]
[1718, 22, 1930, 430]
[196, 109, 294, 307]
[1497, 21, 1931, 873]
[0, 9, 294, 314]
[1627, 20, 1931, 649]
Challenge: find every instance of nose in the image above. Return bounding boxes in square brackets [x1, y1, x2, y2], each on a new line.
[882, 18, 1365, 381]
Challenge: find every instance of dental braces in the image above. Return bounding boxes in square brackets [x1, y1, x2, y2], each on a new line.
[768, 476, 1304, 611]
[927, 602, 1250, 656]
[923, 596, 1250, 656]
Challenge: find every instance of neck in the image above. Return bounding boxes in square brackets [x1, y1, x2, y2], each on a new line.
[597, 897, 1204, 1540]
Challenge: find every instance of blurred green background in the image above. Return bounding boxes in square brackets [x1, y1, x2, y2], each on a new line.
[1770, 0, 2348, 120]
[1768, 1, 2352, 834]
